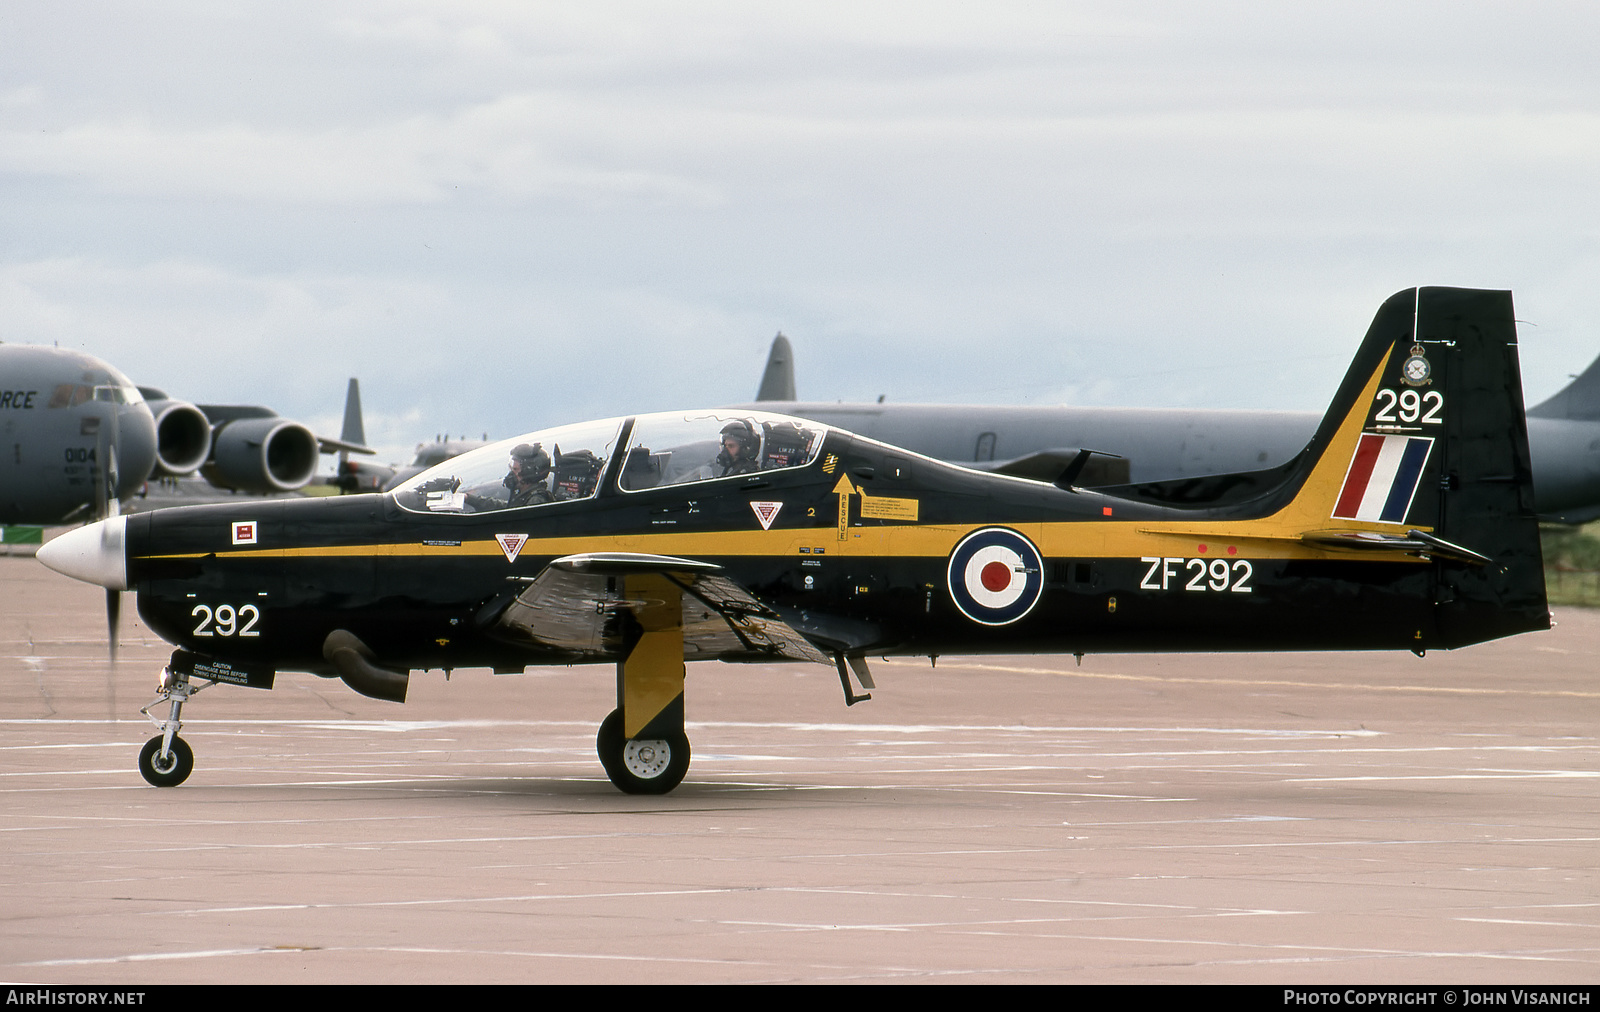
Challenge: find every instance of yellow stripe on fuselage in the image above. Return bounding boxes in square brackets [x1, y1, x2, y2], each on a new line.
[142, 350, 1419, 566]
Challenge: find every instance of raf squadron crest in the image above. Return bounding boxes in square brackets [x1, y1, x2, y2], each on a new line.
[1400, 343, 1432, 387]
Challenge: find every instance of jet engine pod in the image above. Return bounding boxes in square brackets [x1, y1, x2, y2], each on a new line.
[143, 398, 213, 475]
[202, 417, 319, 492]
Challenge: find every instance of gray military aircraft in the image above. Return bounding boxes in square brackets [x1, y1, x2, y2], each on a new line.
[747, 333, 1600, 523]
[0, 343, 373, 526]
[378, 435, 492, 493]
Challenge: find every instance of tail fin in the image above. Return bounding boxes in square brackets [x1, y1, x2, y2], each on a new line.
[755, 333, 796, 401]
[1529, 349, 1600, 421]
[340, 378, 366, 453]
[1287, 287, 1545, 644]
[1107, 288, 1547, 645]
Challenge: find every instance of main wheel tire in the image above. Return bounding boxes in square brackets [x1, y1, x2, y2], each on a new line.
[596, 709, 689, 795]
[138, 735, 194, 787]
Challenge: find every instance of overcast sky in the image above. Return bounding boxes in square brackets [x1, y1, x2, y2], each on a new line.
[4, 2, 1599, 462]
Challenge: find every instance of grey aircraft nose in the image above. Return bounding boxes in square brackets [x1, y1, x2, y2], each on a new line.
[35, 517, 129, 591]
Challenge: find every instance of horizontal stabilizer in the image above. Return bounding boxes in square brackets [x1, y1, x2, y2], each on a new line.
[979, 448, 1128, 487]
[316, 435, 376, 456]
[1299, 529, 1490, 564]
[977, 449, 1079, 481]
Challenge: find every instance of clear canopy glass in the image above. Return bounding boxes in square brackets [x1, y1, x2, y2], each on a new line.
[390, 411, 828, 515]
[391, 418, 623, 515]
[618, 411, 825, 491]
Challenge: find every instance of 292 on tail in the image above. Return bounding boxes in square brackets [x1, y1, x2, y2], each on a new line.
[37, 287, 1548, 793]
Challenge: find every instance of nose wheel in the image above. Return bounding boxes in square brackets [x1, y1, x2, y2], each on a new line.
[138, 735, 193, 787]
[596, 709, 689, 795]
[136, 662, 210, 787]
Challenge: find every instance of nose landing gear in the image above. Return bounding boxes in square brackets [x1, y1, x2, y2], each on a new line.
[136, 663, 208, 787]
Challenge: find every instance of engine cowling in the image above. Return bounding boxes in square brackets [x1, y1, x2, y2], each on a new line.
[142, 398, 213, 476]
[201, 417, 319, 492]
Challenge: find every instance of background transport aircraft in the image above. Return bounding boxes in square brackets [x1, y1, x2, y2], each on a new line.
[377, 435, 493, 493]
[35, 288, 1550, 794]
[0, 343, 373, 526]
[748, 332, 1600, 523]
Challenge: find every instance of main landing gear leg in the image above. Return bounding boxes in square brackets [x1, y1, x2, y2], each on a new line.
[597, 574, 689, 795]
[137, 664, 207, 787]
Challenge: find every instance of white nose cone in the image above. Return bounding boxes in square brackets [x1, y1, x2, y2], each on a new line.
[37, 516, 128, 591]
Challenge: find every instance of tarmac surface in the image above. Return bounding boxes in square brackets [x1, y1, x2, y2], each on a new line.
[2, 553, 1599, 984]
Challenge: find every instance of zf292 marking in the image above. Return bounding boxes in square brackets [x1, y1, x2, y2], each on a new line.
[1139, 557, 1254, 593]
[191, 603, 261, 637]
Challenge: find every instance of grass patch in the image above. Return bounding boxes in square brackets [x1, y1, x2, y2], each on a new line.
[1542, 522, 1600, 606]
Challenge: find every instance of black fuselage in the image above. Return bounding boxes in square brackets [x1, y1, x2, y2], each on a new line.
[127, 427, 1542, 682]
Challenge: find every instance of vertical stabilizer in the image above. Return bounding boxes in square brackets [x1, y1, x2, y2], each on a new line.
[755, 333, 796, 402]
[1529, 349, 1600, 421]
[340, 379, 365, 449]
[1280, 287, 1544, 646]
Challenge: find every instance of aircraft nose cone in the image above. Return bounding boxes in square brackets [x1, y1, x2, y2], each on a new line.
[36, 517, 128, 591]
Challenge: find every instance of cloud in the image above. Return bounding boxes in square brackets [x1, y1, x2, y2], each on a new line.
[0, 100, 724, 206]
[2, 0, 1599, 430]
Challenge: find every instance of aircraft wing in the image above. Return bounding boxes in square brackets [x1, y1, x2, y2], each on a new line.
[491, 552, 830, 664]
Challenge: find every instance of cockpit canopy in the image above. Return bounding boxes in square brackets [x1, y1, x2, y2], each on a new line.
[390, 411, 828, 515]
[619, 412, 824, 491]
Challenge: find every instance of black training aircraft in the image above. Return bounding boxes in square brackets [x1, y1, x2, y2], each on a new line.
[37, 287, 1548, 794]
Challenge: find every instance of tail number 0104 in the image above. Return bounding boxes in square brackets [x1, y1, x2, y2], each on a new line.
[1139, 557, 1253, 593]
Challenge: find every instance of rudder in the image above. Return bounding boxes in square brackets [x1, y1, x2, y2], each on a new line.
[1412, 287, 1546, 645]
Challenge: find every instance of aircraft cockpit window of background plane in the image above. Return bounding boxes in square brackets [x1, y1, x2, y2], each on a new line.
[48, 380, 143, 408]
[391, 418, 622, 514]
[618, 412, 826, 491]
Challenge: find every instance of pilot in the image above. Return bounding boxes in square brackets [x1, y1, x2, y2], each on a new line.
[717, 420, 761, 477]
[504, 442, 553, 507]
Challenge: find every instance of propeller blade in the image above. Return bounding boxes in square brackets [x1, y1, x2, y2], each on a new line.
[106, 587, 121, 664]
[93, 402, 122, 664]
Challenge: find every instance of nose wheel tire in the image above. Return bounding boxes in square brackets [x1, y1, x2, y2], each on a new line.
[596, 709, 689, 795]
[138, 735, 194, 787]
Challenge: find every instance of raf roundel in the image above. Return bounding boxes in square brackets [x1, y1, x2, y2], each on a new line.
[946, 527, 1044, 626]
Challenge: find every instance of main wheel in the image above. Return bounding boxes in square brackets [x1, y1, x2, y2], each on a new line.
[138, 735, 194, 787]
[596, 709, 689, 795]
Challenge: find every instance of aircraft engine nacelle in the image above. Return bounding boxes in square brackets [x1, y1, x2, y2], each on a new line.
[143, 398, 213, 476]
[202, 417, 320, 492]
